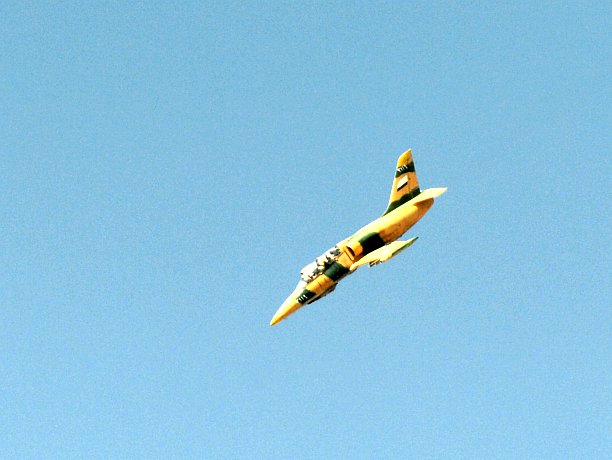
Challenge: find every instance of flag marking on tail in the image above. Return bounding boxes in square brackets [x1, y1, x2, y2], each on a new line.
[384, 149, 421, 215]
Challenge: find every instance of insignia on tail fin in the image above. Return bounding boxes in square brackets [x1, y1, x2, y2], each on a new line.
[383, 149, 421, 215]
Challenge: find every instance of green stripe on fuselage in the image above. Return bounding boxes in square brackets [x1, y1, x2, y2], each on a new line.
[324, 262, 350, 282]
[296, 289, 317, 304]
[383, 187, 420, 215]
[359, 232, 386, 255]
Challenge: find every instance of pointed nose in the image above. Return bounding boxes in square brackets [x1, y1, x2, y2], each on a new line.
[270, 297, 301, 326]
[269, 314, 283, 326]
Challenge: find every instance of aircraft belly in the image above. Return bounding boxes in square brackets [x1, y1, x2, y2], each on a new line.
[378, 206, 417, 241]
[382, 200, 434, 241]
[306, 275, 335, 299]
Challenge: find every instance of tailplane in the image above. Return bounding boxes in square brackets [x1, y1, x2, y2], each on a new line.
[383, 149, 420, 215]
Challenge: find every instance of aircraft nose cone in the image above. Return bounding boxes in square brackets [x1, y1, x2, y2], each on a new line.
[270, 297, 301, 326]
[269, 315, 282, 326]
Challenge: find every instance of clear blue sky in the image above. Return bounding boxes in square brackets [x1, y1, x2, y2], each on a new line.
[2, 2, 610, 458]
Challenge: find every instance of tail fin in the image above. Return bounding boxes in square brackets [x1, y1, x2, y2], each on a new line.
[383, 149, 420, 215]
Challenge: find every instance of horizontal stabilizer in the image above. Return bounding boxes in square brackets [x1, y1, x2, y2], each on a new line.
[409, 187, 447, 205]
[349, 237, 418, 271]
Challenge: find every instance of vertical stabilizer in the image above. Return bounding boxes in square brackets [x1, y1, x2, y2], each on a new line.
[383, 149, 420, 215]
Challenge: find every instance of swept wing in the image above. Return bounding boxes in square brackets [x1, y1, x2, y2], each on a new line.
[349, 237, 418, 271]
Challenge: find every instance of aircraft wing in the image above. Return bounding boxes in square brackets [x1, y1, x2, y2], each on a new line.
[349, 237, 418, 271]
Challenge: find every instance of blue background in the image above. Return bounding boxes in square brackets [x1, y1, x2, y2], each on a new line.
[2, 2, 610, 458]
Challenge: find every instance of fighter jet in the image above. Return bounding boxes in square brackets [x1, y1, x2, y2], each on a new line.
[270, 149, 446, 326]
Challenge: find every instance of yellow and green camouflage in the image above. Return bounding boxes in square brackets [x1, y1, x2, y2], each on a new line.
[270, 149, 446, 326]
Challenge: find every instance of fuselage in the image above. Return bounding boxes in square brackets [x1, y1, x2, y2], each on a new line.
[270, 194, 436, 325]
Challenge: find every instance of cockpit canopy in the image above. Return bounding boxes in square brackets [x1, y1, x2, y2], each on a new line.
[296, 246, 342, 289]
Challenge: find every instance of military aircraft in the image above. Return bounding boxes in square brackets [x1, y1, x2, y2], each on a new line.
[270, 149, 446, 326]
